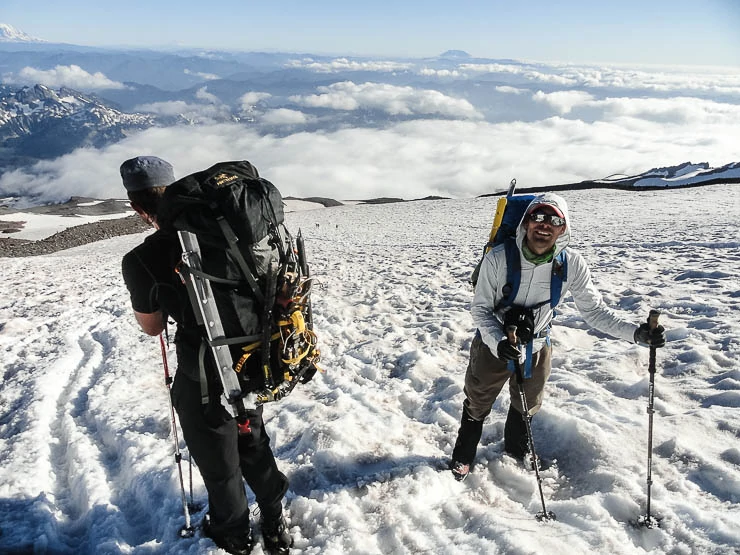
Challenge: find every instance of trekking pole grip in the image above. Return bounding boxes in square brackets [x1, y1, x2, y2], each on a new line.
[647, 310, 660, 374]
[506, 325, 525, 383]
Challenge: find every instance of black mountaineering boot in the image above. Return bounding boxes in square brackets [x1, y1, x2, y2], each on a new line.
[505, 404, 542, 469]
[261, 512, 293, 554]
[203, 513, 254, 555]
[450, 460, 471, 482]
[450, 407, 484, 481]
[504, 404, 530, 461]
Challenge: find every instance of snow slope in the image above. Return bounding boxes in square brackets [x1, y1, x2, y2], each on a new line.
[0, 184, 738, 554]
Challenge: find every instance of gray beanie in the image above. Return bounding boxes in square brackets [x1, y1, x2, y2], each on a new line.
[120, 156, 175, 192]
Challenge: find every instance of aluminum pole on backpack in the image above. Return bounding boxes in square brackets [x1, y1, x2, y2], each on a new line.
[635, 310, 663, 528]
[506, 325, 556, 522]
[159, 333, 195, 538]
[178, 230, 256, 434]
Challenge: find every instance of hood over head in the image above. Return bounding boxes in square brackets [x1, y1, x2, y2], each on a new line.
[516, 192, 571, 254]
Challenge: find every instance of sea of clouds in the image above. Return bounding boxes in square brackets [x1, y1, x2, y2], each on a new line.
[1, 56, 740, 203]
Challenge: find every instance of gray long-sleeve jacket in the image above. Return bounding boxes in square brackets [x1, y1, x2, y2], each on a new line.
[472, 192, 638, 353]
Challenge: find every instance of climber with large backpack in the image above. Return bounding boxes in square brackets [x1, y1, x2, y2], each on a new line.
[120, 156, 318, 555]
[449, 183, 665, 482]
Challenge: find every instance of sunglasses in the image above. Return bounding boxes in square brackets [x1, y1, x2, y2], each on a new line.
[528, 212, 566, 226]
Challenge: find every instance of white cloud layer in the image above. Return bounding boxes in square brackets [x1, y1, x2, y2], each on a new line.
[459, 63, 578, 86]
[533, 91, 740, 124]
[3, 64, 126, 90]
[289, 81, 483, 119]
[131, 87, 231, 123]
[533, 91, 595, 114]
[3, 60, 739, 205]
[260, 108, 313, 125]
[240, 91, 272, 106]
[286, 57, 413, 73]
[458, 61, 740, 96]
[419, 68, 462, 77]
[551, 64, 740, 95]
[2, 102, 738, 203]
[194, 87, 219, 104]
[183, 68, 219, 80]
[495, 86, 528, 95]
[239, 91, 272, 113]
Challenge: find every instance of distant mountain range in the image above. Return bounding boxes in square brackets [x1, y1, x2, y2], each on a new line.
[1, 22, 739, 203]
[0, 84, 184, 165]
[591, 161, 740, 189]
[0, 22, 491, 173]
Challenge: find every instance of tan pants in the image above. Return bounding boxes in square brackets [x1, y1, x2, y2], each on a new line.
[463, 333, 552, 420]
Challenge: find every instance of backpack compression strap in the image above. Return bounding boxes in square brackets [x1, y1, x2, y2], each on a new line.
[215, 216, 266, 306]
[211, 183, 290, 307]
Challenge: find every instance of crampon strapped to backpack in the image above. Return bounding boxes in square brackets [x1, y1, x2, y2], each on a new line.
[159, 160, 320, 429]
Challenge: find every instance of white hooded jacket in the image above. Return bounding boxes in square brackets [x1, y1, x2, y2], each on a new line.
[472, 192, 638, 354]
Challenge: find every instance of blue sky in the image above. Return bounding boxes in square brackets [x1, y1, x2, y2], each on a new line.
[2, 0, 739, 66]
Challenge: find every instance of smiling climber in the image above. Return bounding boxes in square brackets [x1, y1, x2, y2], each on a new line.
[450, 192, 666, 481]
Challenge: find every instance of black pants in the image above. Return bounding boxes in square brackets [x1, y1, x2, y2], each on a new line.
[171, 372, 289, 538]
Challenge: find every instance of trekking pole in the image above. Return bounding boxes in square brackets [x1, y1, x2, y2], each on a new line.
[159, 334, 195, 538]
[506, 325, 556, 522]
[296, 230, 313, 329]
[636, 310, 662, 528]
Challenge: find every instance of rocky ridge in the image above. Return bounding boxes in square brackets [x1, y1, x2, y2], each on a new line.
[0, 215, 149, 257]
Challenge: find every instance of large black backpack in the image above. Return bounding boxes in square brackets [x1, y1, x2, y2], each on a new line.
[159, 160, 319, 405]
[159, 161, 284, 339]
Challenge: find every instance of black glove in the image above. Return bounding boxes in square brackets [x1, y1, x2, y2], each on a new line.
[503, 307, 535, 344]
[634, 321, 666, 348]
[497, 339, 521, 361]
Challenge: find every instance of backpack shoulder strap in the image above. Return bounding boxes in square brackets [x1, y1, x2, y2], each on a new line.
[549, 248, 568, 308]
[495, 238, 520, 310]
[497, 242, 568, 312]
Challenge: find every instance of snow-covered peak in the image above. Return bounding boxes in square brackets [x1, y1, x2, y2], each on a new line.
[0, 84, 159, 166]
[438, 49, 471, 59]
[594, 161, 740, 188]
[0, 23, 46, 43]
